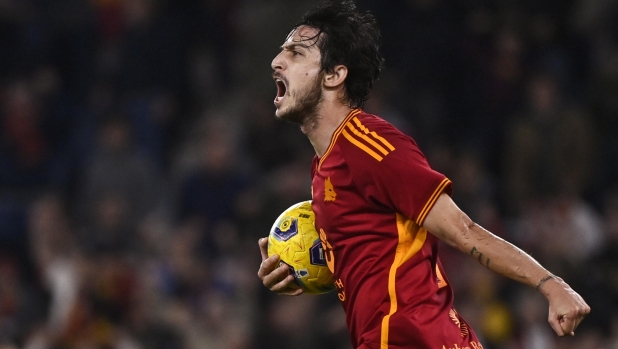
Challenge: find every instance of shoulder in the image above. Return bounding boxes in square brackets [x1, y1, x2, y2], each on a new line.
[345, 111, 407, 140]
[333, 112, 451, 218]
[337, 111, 425, 168]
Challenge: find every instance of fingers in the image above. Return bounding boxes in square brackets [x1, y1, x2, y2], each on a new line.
[559, 314, 577, 336]
[257, 253, 303, 296]
[549, 302, 591, 336]
[271, 274, 303, 296]
[257, 253, 280, 280]
[265, 264, 295, 292]
[259, 237, 269, 261]
[264, 264, 303, 295]
[544, 280, 591, 337]
[560, 302, 591, 336]
[548, 313, 566, 336]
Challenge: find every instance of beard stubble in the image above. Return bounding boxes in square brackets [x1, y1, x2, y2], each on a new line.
[276, 74, 323, 132]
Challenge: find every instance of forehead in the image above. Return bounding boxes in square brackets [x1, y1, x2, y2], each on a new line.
[283, 25, 321, 48]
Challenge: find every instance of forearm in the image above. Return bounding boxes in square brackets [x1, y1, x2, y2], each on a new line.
[425, 194, 556, 289]
[455, 223, 553, 289]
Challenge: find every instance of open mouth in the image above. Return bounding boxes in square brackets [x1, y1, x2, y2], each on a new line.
[274, 77, 288, 103]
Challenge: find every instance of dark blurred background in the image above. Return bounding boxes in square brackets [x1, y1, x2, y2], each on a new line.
[0, 0, 616, 348]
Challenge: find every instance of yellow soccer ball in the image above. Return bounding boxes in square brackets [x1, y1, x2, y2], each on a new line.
[268, 201, 335, 294]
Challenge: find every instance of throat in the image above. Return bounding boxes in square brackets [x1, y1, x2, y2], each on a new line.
[308, 107, 357, 158]
[300, 116, 318, 135]
[300, 116, 326, 156]
[302, 115, 337, 158]
[308, 136, 328, 158]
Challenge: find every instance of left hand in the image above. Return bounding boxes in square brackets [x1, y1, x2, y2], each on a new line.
[540, 276, 590, 336]
[257, 237, 303, 296]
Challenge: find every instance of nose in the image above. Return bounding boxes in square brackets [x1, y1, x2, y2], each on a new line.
[271, 51, 285, 71]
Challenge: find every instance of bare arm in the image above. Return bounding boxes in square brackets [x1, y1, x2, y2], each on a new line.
[423, 193, 590, 336]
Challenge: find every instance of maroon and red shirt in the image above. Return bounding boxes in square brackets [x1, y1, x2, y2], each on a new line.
[311, 109, 483, 349]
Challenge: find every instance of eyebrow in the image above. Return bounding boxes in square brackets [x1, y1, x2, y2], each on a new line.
[280, 43, 312, 51]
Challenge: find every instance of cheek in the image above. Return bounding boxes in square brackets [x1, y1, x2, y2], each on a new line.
[307, 67, 321, 76]
[301, 68, 321, 83]
[290, 67, 321, 93]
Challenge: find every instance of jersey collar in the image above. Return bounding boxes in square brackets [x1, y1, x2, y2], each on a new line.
[318, 108, 362, 170]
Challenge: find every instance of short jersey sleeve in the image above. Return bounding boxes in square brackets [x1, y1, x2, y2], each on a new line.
[343, 118, 452, 226]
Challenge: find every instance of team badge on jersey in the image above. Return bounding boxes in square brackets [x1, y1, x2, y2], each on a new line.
[324, 177, 337, 202]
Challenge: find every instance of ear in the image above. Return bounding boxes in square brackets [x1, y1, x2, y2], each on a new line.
[323, 65, 348, 88]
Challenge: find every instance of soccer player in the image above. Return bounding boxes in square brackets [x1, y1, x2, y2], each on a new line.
[257, 1, 590, 348]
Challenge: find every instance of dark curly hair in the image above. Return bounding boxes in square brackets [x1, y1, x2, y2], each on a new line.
[291, 0, 384, 109]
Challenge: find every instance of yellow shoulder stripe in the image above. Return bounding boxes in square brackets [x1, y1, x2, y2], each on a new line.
[342, 129, 383, 161]
[343, 118, 395, 161]
[346, 122, 389, 155]
[352, 117, 395, 151]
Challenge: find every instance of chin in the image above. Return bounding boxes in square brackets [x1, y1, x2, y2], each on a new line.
[278, 109, 307, 125]
[274, 106, 287, 120]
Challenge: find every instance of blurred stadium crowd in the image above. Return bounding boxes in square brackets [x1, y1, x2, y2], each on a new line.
[0, 0, 617, 348]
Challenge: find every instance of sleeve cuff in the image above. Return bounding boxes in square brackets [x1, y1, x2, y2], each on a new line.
[415, 178, 452, 226]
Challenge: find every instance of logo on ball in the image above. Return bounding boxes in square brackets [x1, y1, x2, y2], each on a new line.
[309, 240, 327, 266]
[273, 217, 298, 241]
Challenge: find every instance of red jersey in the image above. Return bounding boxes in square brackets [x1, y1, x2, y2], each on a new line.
[311, 109, 483, 349]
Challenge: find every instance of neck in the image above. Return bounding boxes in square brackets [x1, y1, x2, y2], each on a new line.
[301, 102, 354, 158]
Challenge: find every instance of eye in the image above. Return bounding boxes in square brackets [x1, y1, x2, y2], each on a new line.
[292, 50, 302, 56]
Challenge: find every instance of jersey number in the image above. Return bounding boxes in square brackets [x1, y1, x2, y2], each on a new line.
[319, 228, 335, 273]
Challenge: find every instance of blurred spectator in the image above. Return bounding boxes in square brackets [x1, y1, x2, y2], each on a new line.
[0, 79, 49, 189]
[28, 193, 77, 333]
[78, 116, 162, 232]
[175, 110, 249, 237]
[450, 149, 501, 232]
[511, 196, 603, 279]
[124, 90, 178, 169]
[0, 256, 46, 346]
[243, 98, 311, 173]
[510, 289, 557, 349]
[583, 190, 618, 333]
[504, 73, 596, 216]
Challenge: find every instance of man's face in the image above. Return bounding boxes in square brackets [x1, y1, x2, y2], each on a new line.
[271, 25, 323, 125]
